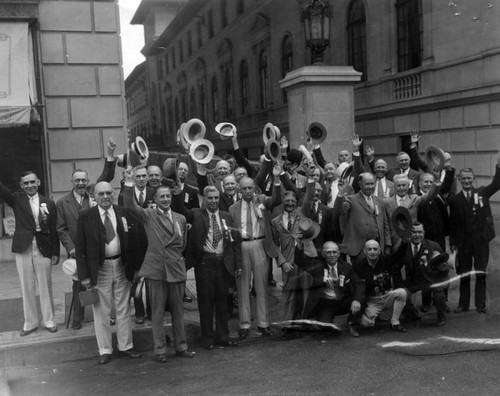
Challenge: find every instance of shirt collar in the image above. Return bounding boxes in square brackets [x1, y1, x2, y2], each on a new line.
[98, 205, 115, 216]
[28, 193, 39, 201]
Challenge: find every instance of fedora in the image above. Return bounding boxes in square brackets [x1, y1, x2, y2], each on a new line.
[307, 122, 327, 145]
[428, 252, 451, 272]
[189, 139, 215, 164]
[264, 138, 281, 162]
[62, 258, 78, 280]
[182, 118, 206, 144]
[425, 145, 446, 172]
[263, 123, 280, 144]
[298, 218, 321, 242]
[215, 122, 236, 140]
[162, 157, 178, 180]
[391, 206, 413, 239]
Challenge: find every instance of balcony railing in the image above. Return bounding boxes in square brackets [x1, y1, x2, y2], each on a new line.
[393, 72, 421, 100]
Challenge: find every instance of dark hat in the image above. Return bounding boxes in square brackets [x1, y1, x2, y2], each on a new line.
[425, 145, 446, 172]
[162, 157, 178, 180]
[428, 252, 450, 272]
[264, 139, 281, 162]
[307, 122, 327, 145]
[298, 218, 321, 242]
[287, 148, 303, 166]
[391, 207, 413, 240]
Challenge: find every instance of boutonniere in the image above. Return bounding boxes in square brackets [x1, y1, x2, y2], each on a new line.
[424, 249, 429, 255]
[175, 221, 183, 237]
[40, 203, 49, 215]
[255, 203, 265, 218]
[374, 204, 379, 216]
[222, 218, 234, 242]
[90, 198, 97, 207]
[121, 217, 128, 232]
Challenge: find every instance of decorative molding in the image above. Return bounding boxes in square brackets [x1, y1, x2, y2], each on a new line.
[0, 2, 38, 19]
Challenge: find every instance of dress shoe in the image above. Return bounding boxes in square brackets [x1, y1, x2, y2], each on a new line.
[390, 323, 408, 333]
[436, 318, 447, 327]
[98, 354, 112, 365]
[204, 344, 215, 350]
[72, 322, 82, 330]
[135, 316, 145, 325]
[110, 319, 116, 326]
[183, 295, 193, 303]
[477, 306, 487, 314]
[238, 328, 250, 340]
[19, 327, 38, 337]
[117, 348, 142, 359]
[257, 327, 274, 337]
[419, 305, 430, 313]
[45, 326, 58, 333]
[347, 324, 359, 338]
[215, 340, 238, 347]
[454, 307, 469, 313]
[155, 354, 167, 363]
[176, 350, 195, 358]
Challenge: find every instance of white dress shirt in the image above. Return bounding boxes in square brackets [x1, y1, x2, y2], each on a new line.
[98, 206, 121, 257]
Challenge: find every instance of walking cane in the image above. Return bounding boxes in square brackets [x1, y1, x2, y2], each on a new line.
[66, 291, 75, 329]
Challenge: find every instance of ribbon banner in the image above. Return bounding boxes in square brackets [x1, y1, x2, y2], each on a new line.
[0, 22, 32, 127]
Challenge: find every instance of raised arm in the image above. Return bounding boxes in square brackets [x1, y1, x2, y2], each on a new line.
[96, 138, 118, 183]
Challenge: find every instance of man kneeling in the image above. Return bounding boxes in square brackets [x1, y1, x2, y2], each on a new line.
[353, 240, 408, 333]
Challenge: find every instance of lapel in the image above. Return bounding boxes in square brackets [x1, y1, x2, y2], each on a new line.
[357, 192, 373, 214]
[201, 209, 210, 238]
[20, 194, 37, 227]
[114, 206, 127, 251]
[66, 193, 80, 221]
[233, 200, 242, 228]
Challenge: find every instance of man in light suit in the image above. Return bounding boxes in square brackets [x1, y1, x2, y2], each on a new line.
[386, 152, 421, 194]
[122, 169, 195, 363]
[0, 171, 60, 336]
[76, 182, 145, 365]
[229, 167, 282, 339]
[56, 139, 117, 330]
[341, 173, 391, 265]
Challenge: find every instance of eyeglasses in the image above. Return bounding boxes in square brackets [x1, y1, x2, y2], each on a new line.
[73, 178, 89, 183]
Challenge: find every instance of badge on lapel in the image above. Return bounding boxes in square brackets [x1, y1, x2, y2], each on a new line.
[121, 217, 129, 232]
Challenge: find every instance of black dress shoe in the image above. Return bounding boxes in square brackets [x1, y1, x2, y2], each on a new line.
[98, 354, 111, 365]
[268, 279, 277, 287]
[176, 350, 195, 358]
[117, 348, 142, 359]
[204, 344, 215, 350]
[454, 307, 469, 313]
[19, 327, 38, 337]
[420, 305, 430, 313]
[44, 326, 58, 333]
[238, 328, 250, 340]
[390, 323, 408, 333]
[72, 323, 82, 330]
[155, 354, 167, 363]
[135, 316, 144, 324]
[215, 340, 238, 347]
[257, 327, 274, 337]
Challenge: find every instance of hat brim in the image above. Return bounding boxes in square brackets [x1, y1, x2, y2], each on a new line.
[62, 259, 78, 280]
[425, 145, 446, 172]
[182, 118, 206, 144]
[301, 220, 321, 242]
[263, 123, 277, 144]
[391, 207, 413, 239]
[307, 122, 327, 145]
[428, 252, 450, 270]
[189, 139, 215, 164]
[215, 122, 236, 140]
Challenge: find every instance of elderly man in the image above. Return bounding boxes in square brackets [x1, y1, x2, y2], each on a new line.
[450, 153, 500, 314]
[372, 160, 394, 199]
[147, 165, 163, 190]
[229, 167, 282, 339]
[338, 150, 352, 165]
[76, 182, 146, 364]
[176, 161, 199, 210]
[122, 170, 195, 363]
[386, 152, 420, 194]
[219, 174, 240, 212]
[0, 171, 60, 336]
[354, 240, 408, 332]
[341, 173, 391, 264]
[57, 139, 117, 330]
[172, 185, 241, 350]
[295, 241, 363, 337]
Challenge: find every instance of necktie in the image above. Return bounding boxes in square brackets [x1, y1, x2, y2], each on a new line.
[467, 191, 471, 201]
[104, 210, 116, 244]
[246, 202, 253, 239]
[165, 210, 172, 224]
[367, 196, 374, 210]
[138, 191, 145, 206]
[212, 213, 222, 248]
[330, 265, 338, 282]
[376, 180, 384, 198]
[287, 213, 294, 231]
[29, 197, 39, 220]
[412, 244, 419, 257]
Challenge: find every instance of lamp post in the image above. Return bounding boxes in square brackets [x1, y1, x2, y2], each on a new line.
[300, 0, 333, 65]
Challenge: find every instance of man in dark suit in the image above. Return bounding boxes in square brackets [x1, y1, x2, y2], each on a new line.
[56, 139, 117, 330]
[0, 171, 60, 336]
[295, 241, 364, 337]
[76, 182, 145, 364]
[146, 165, 163, 190]
[176, 161, 200, 210]
[172, 185, 241, 350]
[450, 155, 500, 314]
[219, 175, 240, 212]
[123, 170, 195, 363]
[385, 152, 421, 194]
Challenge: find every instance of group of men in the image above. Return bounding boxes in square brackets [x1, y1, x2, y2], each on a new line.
[1, 128, 499, 366]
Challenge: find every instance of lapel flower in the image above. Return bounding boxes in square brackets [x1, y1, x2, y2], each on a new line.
[40, 203, 49, 215]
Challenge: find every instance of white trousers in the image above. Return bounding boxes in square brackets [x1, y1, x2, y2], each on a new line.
[361, 288, 407, 326]
[15, 238, 55, 330]
[92, 258, 133, 355]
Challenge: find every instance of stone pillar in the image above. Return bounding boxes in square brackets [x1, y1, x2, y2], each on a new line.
[279, 66, 361, 163]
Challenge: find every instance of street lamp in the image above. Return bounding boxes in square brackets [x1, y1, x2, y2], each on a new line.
[300, 0, 333, 64]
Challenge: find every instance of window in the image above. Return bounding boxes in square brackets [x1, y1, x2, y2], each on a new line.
[224, 68, 233, 118]
[211, 76, 219, 122]
[172, 48, 176, 69]
[197, 21, 203, 48]
[179, 40, 184, 63]
[187, 30, 192, 56]
[221, 0, 228, 28]
[174, 97, 180, 129]
[199, 80, 207, 121]
[208, 9, 214, 39]
[347, 0, 367, 81]
[157, 57, 163, 80]
[190, 88, 196, 118]
[240, 60, 249, 115]
[396, 0, 422, 72]
[258, 49, 269, 109]
[281, 35, 293, 103]
[180, 89, 187, 121]
[237, 0, 244, 15]
[164, 53, 169, 75]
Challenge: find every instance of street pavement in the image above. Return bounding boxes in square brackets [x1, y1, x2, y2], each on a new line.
[1, 238, 500, 395]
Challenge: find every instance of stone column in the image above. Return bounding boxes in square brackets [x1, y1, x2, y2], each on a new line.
[279, 66, 361, 163]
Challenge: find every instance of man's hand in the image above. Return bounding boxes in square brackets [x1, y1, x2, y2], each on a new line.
[107, 137, 117, 159]
[273, 162, 283, 178]
[282, 262, 294, 273]
[124, 167, 134, 184]
[410, 130, 420, 146]
[365, 145, 375, 159]
[69, 249, 76, 259]
[230, 130, 239, 149]
[352, 134, 362, 152]
[81, 278, 91, 288]
[51, 256, 60, 266]
[171, 179, 182, 195]
[351, 300, 361, 314]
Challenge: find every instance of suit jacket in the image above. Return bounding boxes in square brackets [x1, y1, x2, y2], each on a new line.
[295, 249, 365, 318]
[182, 183, 200, 210]
[386, 167, 421, 194]
[0, 184, 59, 258]
[340, 192, 391, 256]
[56, 159, 117, 255]
[75, 205, 147, 285]
[392, 239, 443, 292]
[449, 166, 500, 248]
[229, 184, 282, 258]
[123, 185, 187, 282]
[118, 186, 154, 208]
[271, 209, 306, 266]
[219, 191, 240, 212]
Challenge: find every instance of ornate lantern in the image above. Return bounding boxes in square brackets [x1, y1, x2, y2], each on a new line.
[301, 0, 333, 64]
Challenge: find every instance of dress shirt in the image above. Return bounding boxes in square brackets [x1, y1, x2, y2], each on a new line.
[98, 206, 120, 257]
[204, 210, 224, 254]
[28, 193, 41, 231]
[323, 263, 338, 299]
[135, 186, 146, 204]
[282, 211, 296, 231]
[397, 195, 407, 207]
[73, 190, 85, 206]
[241, 200, 263, 239]
[327, 180, 339, 208]
[362, 193, 374, 210]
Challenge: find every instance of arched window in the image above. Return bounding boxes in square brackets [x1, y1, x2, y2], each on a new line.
[281, 35, 293, 103]
[212, 76, 219, 122]
[180, 89, 187, 121]
[396, 0, 422, 72]
[240, 60, 249, 115]
[190, 88, 197, 118]
[224, 68, 233, 118]
[347, 0, 367, 81]
[199, 80, 207, 121]
[174, 98, 180, 130]
[258, 49, 269, 109]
